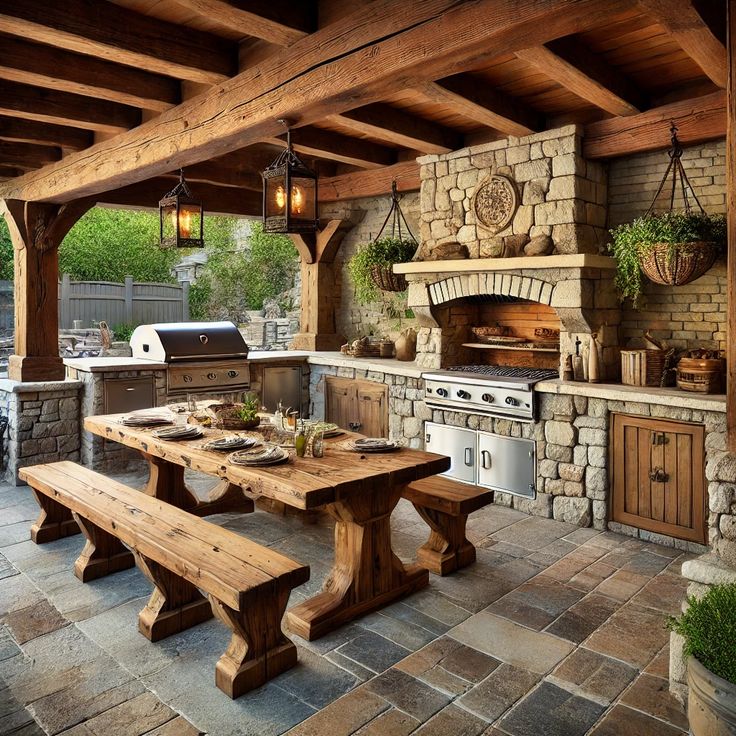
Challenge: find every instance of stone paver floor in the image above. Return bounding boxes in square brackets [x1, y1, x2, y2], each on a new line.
[0, 466, 690, 735]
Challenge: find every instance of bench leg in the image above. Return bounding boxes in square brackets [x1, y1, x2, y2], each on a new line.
[72, 513, 135, 582]
[29, 488, 80, 543]
[134, 552, 214, 642]
[209, 586, 297, 698]
[412, 504, 476, 576]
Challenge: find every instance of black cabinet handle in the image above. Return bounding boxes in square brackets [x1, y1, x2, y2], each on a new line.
[649, 467, 669, 483]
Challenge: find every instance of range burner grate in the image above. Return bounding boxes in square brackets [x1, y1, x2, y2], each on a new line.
[447, 364, 559, 380]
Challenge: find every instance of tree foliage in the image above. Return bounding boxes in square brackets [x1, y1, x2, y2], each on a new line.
[0, 219, 12, 280]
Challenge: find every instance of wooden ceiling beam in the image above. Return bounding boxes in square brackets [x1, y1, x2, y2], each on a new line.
[98, 177, 261, 217]
[318, 161, 419, 203]
[171, 162, 262, 191]
[583, 90, 725, 159]
[0, 0, 638, 203]
[0, 116, 92, 151]
[0, 166, 25, 180]
[418, 75, 542, 137]
[262, 127, 397, 169]
[329, 103, 462, 154]
[0, 141, 62, 169]
[0, 0, 236, 85]
[0, 35, 180, 112]
[638, 0, 727, 89]
[173, 0, 313, 46]
[0, 80, 140, 134]
[516, 37, 645, 116]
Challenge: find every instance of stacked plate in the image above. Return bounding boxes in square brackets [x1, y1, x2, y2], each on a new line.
[228, 443, 290, 467]
[203, 435, 260, 452]
[152, 425, 203, 441]
[304, 421, 343, 438]
[350, 438, 399, 453]
[120, 412, 174, 427]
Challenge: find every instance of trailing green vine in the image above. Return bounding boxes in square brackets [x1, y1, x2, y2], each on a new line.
[608, 212, 726, 308]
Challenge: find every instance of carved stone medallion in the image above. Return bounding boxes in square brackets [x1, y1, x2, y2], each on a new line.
[472, 174, 518, 234]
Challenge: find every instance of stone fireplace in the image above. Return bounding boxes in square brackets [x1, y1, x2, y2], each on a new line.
[396, 124, 622, 378]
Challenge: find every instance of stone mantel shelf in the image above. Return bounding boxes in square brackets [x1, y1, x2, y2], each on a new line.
[393, 254, 616, 275]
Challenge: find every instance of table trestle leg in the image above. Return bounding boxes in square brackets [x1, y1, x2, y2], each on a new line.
[30, 488, 80, 543]
[411, 504, 476, 576]
[72, 512, 135, 582]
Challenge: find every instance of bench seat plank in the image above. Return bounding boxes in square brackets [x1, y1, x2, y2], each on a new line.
[403, 476, 493, 516]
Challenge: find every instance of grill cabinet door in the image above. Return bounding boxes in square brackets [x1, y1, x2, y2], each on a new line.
[477, 431, 536, 499]
[356, 382, 388, 437]
[262, 366, 302, 414]
[424, 422, 476, 484]
[104, 377, 155, 414]
[611, 413, 705, 543]
[325, 377, 354, 430]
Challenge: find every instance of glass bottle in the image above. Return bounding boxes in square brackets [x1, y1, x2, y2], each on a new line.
[312, 431, 324, 458]
[294, 422, 307, 457]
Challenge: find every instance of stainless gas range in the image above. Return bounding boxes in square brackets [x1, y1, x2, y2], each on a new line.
[422, 365, 558, 421]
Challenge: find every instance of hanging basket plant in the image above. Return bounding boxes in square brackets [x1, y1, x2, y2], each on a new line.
[608, 124, 726, 307]
[347, 182, 418, 304]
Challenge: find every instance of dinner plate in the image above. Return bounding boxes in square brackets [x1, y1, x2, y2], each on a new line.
[228, 444, 290, 467]
[350, 439, 399, 453]
[204, 436, 259, 452]
[153, 425, 203, 440]
[121, 415, 174, 427]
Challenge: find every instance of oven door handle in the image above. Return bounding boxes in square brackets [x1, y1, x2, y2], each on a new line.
[464, 447, 473, 467]
[481, 450, 492, 470]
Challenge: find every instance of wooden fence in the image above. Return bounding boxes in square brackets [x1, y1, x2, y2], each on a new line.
[0, 276, 190, 332]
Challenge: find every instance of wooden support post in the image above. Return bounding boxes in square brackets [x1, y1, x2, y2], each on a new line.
[1, 198, 92, 381]
[728, 0, 736, 452]
[289, 219, 350, 351]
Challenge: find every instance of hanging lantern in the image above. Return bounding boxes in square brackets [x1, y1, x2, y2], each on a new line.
[262, 123, 318, 234]
[159, 169, 204, 248]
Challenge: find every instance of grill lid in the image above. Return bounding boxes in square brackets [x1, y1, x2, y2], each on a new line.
[130, 321, 249, 363]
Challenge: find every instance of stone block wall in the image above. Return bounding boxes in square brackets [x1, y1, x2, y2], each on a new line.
[417, 124, 608, 259]
[608, 140, 727, 353]
[0, 380, 83, 485]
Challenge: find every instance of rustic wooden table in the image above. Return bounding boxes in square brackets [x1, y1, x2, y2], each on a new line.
[84, 415, 450, 640]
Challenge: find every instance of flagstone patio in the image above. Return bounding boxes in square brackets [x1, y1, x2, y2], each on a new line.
[0, 469, 689, 736]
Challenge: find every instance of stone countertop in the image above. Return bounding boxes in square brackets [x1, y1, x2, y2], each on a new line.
[536, 379, 727, 412]
[304, 352, 424, 378]
[0, 378, 84, 393]
[64, 357, 168, 372]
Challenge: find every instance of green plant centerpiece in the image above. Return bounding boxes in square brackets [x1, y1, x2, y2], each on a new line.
[668, 583, 736, 735]
[347, 236, 417, 303]
[609, 211, 726, 307]
[212, 392, 261, 430]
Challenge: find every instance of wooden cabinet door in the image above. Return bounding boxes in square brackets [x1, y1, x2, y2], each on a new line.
[325, 377, 354, 430]
[611, 414, 705, 543]
[356, 381, 388, 438]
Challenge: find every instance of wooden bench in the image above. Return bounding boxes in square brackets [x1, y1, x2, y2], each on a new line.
[403, 476, 493, 576]
[20, 461, 310, 698]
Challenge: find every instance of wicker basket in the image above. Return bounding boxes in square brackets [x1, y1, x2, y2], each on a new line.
[621, 349, 666, 387]
[211, 404, 261, 430]
[638, 241, 719, 286]
[344, 341, 382, 358]
[370, 264, 407, 292]
[676, 357, 725, 394]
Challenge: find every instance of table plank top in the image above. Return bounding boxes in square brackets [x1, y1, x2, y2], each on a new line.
[84, 415, 451, 510]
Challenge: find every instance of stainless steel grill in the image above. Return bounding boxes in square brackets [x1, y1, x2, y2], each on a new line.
[130, 321, 250, 396]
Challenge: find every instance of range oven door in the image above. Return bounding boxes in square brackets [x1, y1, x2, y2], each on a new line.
[477, 431, 536, 499]
[424, 422, 476, 485]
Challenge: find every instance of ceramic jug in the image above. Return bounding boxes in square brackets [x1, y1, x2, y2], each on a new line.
[395, 328, 417, 361]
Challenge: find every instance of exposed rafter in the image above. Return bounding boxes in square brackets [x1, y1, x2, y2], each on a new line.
[318, 161, 420, 203]
[329, 103, 462, 154]
[0, 80, 140, 134]
[639, 0, 727, 89]
[417, 75, 542, 137]
[0, 0, 639, 203]
[516, 37, 645, 116]
[0, 141, 62, 169]
[583, 90, 725, 158]
[173, 0, 313, 46]
[169, 162, 262, 191]
[0, 0, 236, 84]
[0, 116, 91, 151]
[262, 127, 397, 169]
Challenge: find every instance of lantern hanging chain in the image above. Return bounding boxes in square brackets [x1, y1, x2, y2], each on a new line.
[374, 181, 417, 244]
[644, 122, 705, 218]
[162, 168, 194, 200]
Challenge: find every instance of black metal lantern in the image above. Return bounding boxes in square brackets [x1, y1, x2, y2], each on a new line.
[262, 125, 318, 234]
[159, 169, 204, 248]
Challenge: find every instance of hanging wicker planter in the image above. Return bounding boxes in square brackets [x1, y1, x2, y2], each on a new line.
[369, 264, 408, 292]
[638, 240, 720, 286]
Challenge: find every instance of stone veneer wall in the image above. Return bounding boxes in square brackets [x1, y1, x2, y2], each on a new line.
[417, 124, 608, 259]
[320, 194, 421, 342]
[0, 381, 82, 485]
[608, 140, 727, 353]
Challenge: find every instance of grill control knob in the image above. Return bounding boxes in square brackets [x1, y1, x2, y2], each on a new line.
[436, 388, 448, 397]
[457, 390, 471, 400]
[183, 375, 192, 383]
[207, 372, 217, 380]
[227, 370, 238, 378]
[505, 396, 519, 406]
[482, 393, 494, 403]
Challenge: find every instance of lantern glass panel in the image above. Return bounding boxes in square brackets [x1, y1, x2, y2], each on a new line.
[289, 175, 316, 224]
[265, 171, 287, 219]
[177, 202, 202, 242]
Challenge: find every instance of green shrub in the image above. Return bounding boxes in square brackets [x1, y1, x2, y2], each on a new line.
[0, 219, 13, 280]
[668, 583, 736, 684]
[188, 277, 213, 320]
[609, 212, 726, 308]
[112, 322, 138, 342]
[347, 237, 416, 304]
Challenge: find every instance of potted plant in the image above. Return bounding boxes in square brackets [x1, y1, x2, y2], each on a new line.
[668, 583, 736, 735]
[609, 212, 726, 307]
[212, 392, 261, 430]
[347, 236, 417, 303]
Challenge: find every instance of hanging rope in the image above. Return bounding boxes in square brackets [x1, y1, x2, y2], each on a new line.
[373, 181, 417, 244]
[644, 122, 705, 217]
